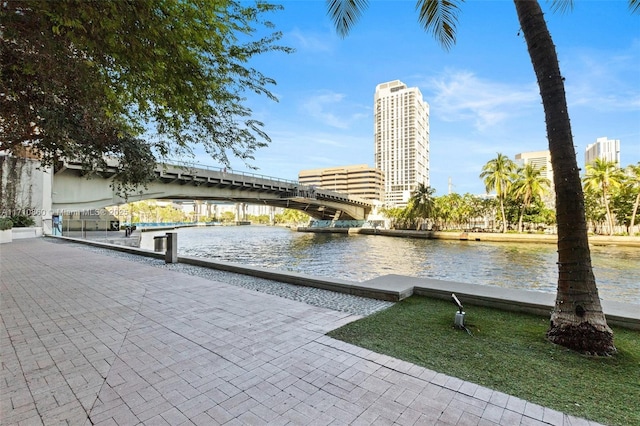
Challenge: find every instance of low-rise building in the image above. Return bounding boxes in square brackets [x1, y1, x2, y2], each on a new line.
[298, 164, 384, 203]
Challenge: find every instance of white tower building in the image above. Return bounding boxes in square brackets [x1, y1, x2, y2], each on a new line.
[374, 80, 429, 208]
[585, 137, 620, 167]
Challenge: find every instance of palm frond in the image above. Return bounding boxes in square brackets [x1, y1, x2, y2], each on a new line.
[415, 0, 464, 51]
[326, 0, 369, 38]
[548, 0, 573, 14]
[630, 0, 640, 14]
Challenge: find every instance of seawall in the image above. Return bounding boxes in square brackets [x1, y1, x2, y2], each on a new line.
[295, 227, 640, 247]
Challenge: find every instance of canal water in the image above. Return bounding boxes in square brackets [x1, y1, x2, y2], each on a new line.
[140, 225, 640, 304]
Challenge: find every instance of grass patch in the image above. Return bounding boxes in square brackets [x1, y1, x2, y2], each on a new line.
[326, 296, 640, 426]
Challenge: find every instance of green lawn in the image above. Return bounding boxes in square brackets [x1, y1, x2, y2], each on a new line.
[326, 296, 640, 426]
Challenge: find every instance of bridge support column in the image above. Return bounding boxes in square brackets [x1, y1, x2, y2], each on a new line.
[269, 206, 276, 225]
[235, 203, 248, 222]
[194, 200, 203, 222]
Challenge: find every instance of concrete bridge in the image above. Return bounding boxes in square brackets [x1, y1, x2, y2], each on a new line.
[52, 160, 373, 221]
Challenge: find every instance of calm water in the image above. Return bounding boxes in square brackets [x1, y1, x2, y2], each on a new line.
[140, 225, 640, 304]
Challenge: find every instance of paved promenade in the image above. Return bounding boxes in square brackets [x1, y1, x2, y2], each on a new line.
[1, 239, 603, 425]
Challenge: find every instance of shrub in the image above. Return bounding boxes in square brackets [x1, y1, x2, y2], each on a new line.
[10, 214, 35, 228]
[0, 218, 13, 230]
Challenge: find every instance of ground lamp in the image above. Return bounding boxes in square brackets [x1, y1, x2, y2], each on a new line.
[451, 293, 465, 328]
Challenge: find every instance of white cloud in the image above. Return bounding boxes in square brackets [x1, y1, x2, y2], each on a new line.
[287, 28, 335, 53]
[563, 43, 640, 111]
[300, 91, 370, 129]
[421, 70, 539, 132]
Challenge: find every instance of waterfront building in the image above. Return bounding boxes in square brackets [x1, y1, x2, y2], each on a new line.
[585, 136, 620, 167]
[515, 150, 555, 206]
[298, 164, 384, 202]
[374, 80, 430, 208]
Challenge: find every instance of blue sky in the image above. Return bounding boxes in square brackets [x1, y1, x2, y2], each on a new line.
[193, 0, 640, 196]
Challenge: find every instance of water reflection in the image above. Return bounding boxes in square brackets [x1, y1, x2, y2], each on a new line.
[140, 226, 639, 303]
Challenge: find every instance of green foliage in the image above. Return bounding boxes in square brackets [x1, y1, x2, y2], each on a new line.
[480, 153, 517, 232]
[583, 159, 625, 235]
[382, 193, 499, 231]
[247, 214, 271, 224]
[9, 214, 35, 227]
[509, 163, 551, 232]
[328, 296, 640, 426]
[274, 208, 310, 225]
[1, 0, 292, 192]
[611, 182, 636, 228]
[108, 200, 189, 223]
[615, 162, 640, 234]
[405, 184, 436, 229]
[219, 211, 237, 223]
[582, 160, 640, 235]
[0, 217, 13, 230]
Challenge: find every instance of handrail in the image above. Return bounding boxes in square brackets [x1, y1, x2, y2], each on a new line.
[162, 160, 300, 185]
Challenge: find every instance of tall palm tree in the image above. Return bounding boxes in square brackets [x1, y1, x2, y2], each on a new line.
[480, 153, 516, 233]
[625, 163, 640, 235]
[583, 158, 624, 236]
[326, 0, 639, 355]
[407, 183, 436, 230]
[511, 164, 550, 232]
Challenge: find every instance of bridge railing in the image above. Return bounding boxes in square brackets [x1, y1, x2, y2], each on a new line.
[162, 160, 300, 186]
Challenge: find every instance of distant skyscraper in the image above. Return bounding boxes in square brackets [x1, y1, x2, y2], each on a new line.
[585, 137, 620, 167]
[374, 80, 429, 208]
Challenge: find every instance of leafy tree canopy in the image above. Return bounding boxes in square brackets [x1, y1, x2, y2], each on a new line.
[0, 0, 291, 193]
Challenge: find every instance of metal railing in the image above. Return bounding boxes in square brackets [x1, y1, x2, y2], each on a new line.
[162, 160, 300, 185]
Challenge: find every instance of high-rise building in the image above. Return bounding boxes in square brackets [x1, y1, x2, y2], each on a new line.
[515, 150, 555, 206]
[585, 137, 620, 167]
[298, 164, 384, 202]
[374, 80, 429, 208]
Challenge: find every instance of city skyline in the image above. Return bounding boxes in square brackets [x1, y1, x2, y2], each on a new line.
[187, 1, 639, 196]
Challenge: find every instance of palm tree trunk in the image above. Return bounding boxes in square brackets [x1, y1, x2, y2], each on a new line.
[499, 198, 507, 233]
[602, 190, 614, 236]
[518, 209, 524, 233]
[630, 192, 640, 236]
[514, 0, 615, 355]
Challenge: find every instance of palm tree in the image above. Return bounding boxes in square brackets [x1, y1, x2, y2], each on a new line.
[480, 153, 516, 233]
[511, 164, 550, 232]
[407, 183, 436, 230]
[432, 196, 451, 230]
[380, 206, 405, 230]
[625, 163, 640, 235]
[583, 158, 624, 236]
[325, 0, 639, 355]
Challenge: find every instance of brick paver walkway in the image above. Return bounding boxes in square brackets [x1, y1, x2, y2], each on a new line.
[1, 239, 602, 425]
